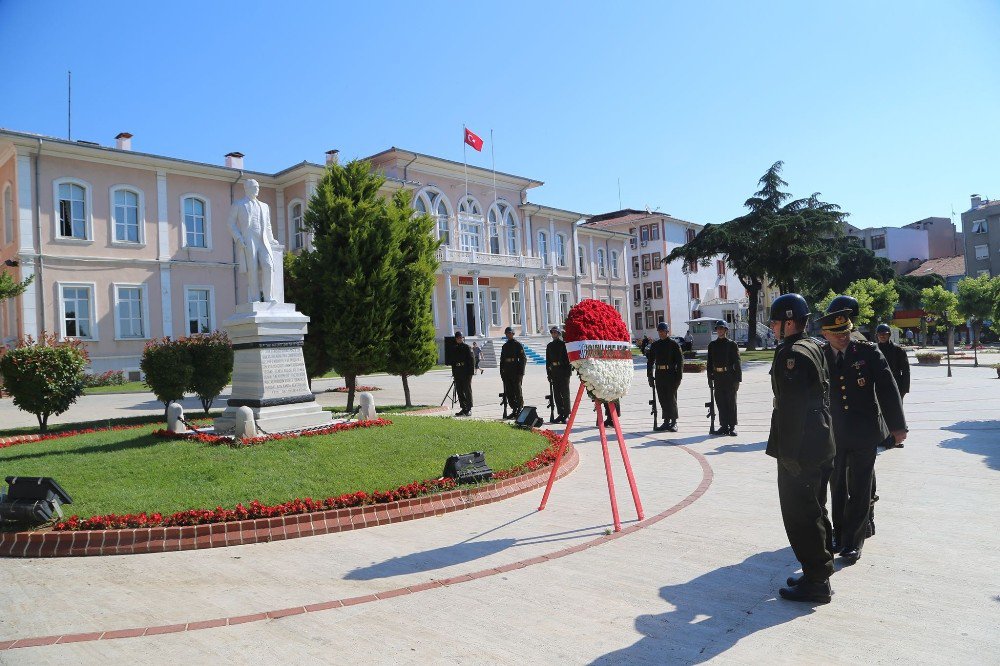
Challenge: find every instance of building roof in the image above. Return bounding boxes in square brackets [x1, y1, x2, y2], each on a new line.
[582, 208, 698, 230]
[904, 255, 966, 279]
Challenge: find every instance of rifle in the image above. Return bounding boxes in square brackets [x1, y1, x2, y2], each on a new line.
[706, 382, 717, 434]
[649, 383, 658, 431]
[546, 380, 555, 423]
[499, 392, 509, 420]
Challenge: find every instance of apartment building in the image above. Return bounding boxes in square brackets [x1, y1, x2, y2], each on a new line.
[962, 194, 1000, 278]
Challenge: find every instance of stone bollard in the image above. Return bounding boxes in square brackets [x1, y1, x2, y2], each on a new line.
[167, 402, 187, 433]
[234, 406, 258, 439]
[358, 392, 377, 421]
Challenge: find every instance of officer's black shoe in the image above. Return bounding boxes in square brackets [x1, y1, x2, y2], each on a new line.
[840, 547, 862, 564]
[779, 579, 832, 604]
[654, 423, 668, 432]
[786, 574, 805, 587]
[710, 428, 721, 435]
[603, 419, 614, 428]
[727, 428, 737, 437]
[666, 422, 677, 432]
[454, 410, 468, 417]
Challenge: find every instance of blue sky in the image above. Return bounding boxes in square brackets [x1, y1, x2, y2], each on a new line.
[2, 0, 998, 228]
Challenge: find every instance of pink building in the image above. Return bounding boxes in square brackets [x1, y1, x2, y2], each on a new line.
[0, 130, 630, 372]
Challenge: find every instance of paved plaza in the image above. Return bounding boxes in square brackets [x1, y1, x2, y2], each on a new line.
[0, 354, 998, 664]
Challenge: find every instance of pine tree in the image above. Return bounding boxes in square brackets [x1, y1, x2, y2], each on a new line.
[301, 160, 400, 411]
[384, 189, 441, 406]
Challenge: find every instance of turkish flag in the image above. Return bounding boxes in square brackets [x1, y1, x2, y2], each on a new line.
[464, 128, 484, 152]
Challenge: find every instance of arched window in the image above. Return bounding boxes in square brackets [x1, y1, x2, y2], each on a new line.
[110, 186, 144, 244]
[488, 201, 519, 255]
[611, 250, 620, 278]
[537, 231, 548, 266]
[555, 234, 567, 267]
[54, 178, 92, 240]
[577, 245, 586, 275]
[458, 195, 483, 252]
[416, 187, 452, 246]
[181, 195, 210, 248]
[289, 201, 304, 250]
[597, 248, 607, 277]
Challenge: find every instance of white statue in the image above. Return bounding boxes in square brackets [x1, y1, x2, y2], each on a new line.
[358, 392, 377, 421]
[228, 178, 281, 303]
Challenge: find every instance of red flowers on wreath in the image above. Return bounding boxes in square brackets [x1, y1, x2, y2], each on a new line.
[563, 299, 630, 343]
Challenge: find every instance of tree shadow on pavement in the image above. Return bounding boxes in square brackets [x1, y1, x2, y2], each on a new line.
[591, 548, 821, 665]
[939, 420, 1000, 471]
[704, 440, 767, 456]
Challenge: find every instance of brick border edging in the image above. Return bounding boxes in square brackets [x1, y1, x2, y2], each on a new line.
[0, 445, 578, 559]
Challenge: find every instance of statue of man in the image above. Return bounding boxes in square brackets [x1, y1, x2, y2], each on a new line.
[228, 178, 281, 303]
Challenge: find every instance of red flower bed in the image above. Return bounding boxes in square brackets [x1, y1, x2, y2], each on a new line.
[331, 385, 381, 392]
[153, 417, 393, 447]
[53, 428, 566, 532]
[564, 299, 630, 343]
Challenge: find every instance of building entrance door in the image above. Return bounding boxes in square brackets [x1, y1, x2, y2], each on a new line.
[465, 289, 477, 336]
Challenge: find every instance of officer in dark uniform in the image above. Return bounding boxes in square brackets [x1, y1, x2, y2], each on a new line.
[499, 326, 527, 419]
[707, 320, 742, 436]
[546, 326, 572, 423]
[817, 308, 907, 564]
[450, 331, 475, 417]
[766, 293, 835, 604]
[646, 321, 683, 432]
[876, 324, 910, 402]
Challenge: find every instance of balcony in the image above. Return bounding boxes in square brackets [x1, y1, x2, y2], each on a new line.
[436, 246, 543, 271]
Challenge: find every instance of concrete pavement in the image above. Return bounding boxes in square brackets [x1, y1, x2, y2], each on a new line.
[0, 354, 998, 663]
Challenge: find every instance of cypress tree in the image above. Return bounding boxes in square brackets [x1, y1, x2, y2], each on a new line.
[384, 189, 441, 406]
[302, 160, 400, 411]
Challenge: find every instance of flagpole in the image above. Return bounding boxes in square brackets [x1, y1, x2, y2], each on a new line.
[490, 129, 498, 206]
[463, 124, 469, 196]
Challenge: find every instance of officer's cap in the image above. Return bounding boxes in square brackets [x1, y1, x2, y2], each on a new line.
[876, 324, 891, 335]
[550, 326, 561, 334]
[454, 331, 464, 339]
[504, 326, 514, 335]
[656, 322, 669, 332]
[714, 320, 729, 330]
[816, 308, 854, 333]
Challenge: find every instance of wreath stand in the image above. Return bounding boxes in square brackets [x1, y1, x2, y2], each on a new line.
[537, 381, 644, 532]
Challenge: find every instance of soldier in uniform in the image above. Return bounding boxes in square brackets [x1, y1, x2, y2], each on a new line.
[499, 326, 527, 419]
[876, 324, 910, 403]
[766, 293, 835, 604]
[707, 320, 742, 436]
[817, 307, 907, 564]
[646, 322, 683, 432]
[450, 331, 475, 417]
[546, 326, 572, 423]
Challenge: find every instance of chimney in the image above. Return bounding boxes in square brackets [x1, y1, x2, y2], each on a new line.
[971, 193, 982, 209]
[225, 152, 245, 169]
[115, 132, 133, 151]
[325, 149, 339, 166]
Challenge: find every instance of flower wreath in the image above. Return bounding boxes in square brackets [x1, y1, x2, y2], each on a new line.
[563, 299, 632, 403]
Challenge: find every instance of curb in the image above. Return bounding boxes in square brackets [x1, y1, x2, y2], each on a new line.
[0, 445, 578, 558]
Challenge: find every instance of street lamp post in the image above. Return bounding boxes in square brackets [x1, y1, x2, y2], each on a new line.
[969, 316, 979, 367]
[943, 313, 953, 378]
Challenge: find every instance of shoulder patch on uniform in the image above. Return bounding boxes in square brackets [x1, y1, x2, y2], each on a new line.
[786, 358, 795, 370]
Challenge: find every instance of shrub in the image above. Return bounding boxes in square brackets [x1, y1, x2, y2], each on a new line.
[0, 334, 89, 432]
[915, 351, 942, 364]
[141, 338, 193, 414]
[683, 360, 707, 373]
[82, 370, 126, 388]
[185, 332, 233, 414]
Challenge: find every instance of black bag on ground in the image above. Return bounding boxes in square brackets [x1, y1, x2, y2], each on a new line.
[443, 451, 493, 484]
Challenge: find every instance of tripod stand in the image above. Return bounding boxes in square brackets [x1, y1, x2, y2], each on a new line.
[440, 379, 458, 408]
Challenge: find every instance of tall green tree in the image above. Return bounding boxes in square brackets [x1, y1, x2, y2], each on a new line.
[817, 288, 874, 326]
[385, 190, 440, 406]
[897, 273, 945, 309]
[0, 271, 33, 302]
[956, 274, 999, 347]
[921, 285, 960, 354]
[284, 251, 333, 380]
[300, 159, 400, 411]
[847, 278, 899, 327]
[665, 161, 845, 349]
[800, 237, 894, 305]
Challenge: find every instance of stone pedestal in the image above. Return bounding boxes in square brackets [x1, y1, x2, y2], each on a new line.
[213, 302, 332, 434]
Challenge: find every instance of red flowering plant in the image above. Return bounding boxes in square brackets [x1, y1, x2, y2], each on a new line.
[154, 417, 393, 447]
[53, 428, 568, 532]
[562, 299, 633, 403]
[332, 385, 381, 393]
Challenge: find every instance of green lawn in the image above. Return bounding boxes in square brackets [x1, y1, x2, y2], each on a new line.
[740, 350, 776, 363]
[0, 415, 548, 519]
[324, 404, 436, 415]
[83, 381, 152, 395]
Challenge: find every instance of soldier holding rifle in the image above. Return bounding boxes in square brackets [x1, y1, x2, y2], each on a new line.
[706, 320, 741, 436]
[546, 326, 571, 423]
[450, 331, 475, 417]
[646, 322, 683, 432]
[499, 326, 527, 419]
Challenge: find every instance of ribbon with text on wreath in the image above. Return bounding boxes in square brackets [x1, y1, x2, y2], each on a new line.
[563, 299, 633, 403]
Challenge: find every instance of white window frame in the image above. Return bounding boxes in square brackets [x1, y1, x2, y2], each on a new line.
[577, 246, 586, 275]
[510, 290, 521, 326]
[974, 244, 989, 260]
[109, 184, 146, 246]
[555, 234, 567, 267]
[57, 281, 98, 340]
[416, 187, 453, 247]
[180, 193, 212, 250]
[184, 285, 216, 335]
[537, 231, 549, 266]
[2, 182, 12, 246]
[287, 198, 305, 251]
[451, 287, 460, 327]
[52, 177, 93, 242]
[597, 248, 607, 278]
[971, 219, 987, 234]
[558, 292, 570, 322]
[113, 283, 150, 340]
[611, 250, 620, 278]
[613, 297, 623, 318]
[544, 291, 553, 327]
[489, 288, 501, 326]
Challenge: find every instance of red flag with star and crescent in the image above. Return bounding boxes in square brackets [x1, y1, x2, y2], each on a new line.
[464, 127, 484, 152]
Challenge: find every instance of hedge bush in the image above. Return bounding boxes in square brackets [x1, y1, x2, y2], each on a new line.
[0, 334, 89, 432]
[141, 338, 194, 414]
[140, 334, 234, 416]
[185, 332, 233, 414]
[82, 370, 126, 388]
